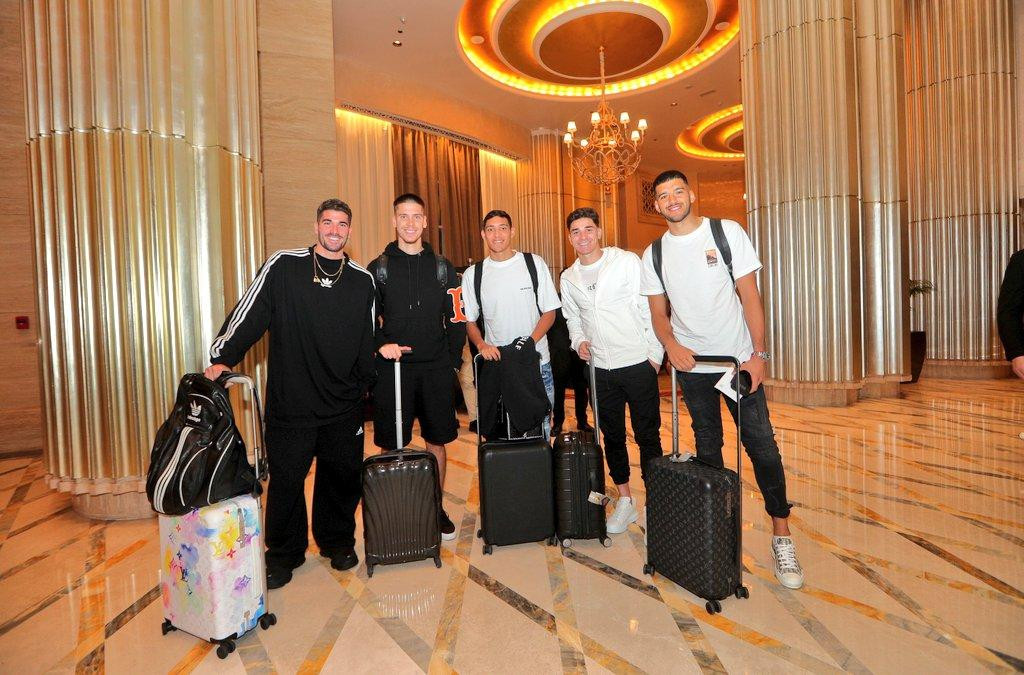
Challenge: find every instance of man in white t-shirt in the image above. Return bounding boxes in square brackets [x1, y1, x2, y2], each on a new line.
[462, 209, 561, 433]
[641, 169, 804, 590]
[560, 207, 663, 536]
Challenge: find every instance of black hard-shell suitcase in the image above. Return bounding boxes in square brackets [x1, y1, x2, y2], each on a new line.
[553, 359, 609, 548]
[643, 356, 749, 614]
[474, 355, 557, 554]
[361, 361, 443, 577]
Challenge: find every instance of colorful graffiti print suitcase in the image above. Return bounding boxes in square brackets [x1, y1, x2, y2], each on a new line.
[158, 373, 275, 659]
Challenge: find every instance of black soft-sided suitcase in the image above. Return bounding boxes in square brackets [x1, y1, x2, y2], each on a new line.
[474, 356, 557, 554]
[643, 356, 749, 614]
[553, 359, 609, 548]
[361, 361, 443, 577]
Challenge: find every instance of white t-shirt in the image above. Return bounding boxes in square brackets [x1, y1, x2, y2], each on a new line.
[577, 253, 605, 304]
[461, 252, 562, 364]
[641, 218, 762, 373]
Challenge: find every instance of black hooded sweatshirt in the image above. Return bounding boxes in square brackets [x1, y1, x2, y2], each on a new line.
[367, 241, 466, 370]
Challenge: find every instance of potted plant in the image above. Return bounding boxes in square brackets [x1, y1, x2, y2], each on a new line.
[909, 279, 934, 383]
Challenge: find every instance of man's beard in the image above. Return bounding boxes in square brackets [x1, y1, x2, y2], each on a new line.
[663, 203, 691, 223]
[319, 235, 346, 252]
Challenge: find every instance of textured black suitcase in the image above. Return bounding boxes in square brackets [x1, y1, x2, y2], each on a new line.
[474, 355, 557, 554]
[361, 361, 443, 577]
[643, 355, 749, 614]
[553, 359, 610, 548]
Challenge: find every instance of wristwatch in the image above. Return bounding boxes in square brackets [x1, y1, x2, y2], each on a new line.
[752, 350, 771, 361]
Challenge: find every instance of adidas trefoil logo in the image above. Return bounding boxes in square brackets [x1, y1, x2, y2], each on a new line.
[187, 401, 202, 423]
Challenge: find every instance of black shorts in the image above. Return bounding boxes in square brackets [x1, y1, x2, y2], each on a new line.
[372, 358, 458, 449]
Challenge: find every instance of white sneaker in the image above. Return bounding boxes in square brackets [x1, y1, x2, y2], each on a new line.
[772, 536, 804, 589]
[606, 496, 639, 534]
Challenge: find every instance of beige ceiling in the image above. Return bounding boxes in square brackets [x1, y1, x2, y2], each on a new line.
[332, 1, 745, 181]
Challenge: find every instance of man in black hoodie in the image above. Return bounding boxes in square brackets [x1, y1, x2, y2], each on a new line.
[367, 193, 466, 540]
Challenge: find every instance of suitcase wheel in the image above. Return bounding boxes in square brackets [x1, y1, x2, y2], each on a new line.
[160, 619, 176, 636]
[259, 613, 277, 630]
[643, 563, 654, 576]
[546, 536, 558, 546]
[705, 599, 722, 615]
[483, 544, 493, 555]
[434, 556, 442, 569]
[735, 586, 749, 599]
[476, 529, 483, 539]
[600, 537, 612, 548]
[216, 640, 236, 659]
[366, 564, 375, 578]
[561, 538, 573, 548]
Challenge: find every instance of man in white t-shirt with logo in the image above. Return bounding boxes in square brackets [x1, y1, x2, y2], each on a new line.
[462, 209, 561, 432]
[641, 169, 804, 590]
[560, 207, 663, 536]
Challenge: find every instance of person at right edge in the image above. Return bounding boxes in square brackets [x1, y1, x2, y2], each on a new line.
[997, 248, 1024, 381]
[641, 169, 804, 590]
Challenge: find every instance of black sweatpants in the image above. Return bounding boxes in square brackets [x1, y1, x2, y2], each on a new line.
[264, 413, 364, 570]
[553, 352, 590, 429]
[594, 360, 663, 486]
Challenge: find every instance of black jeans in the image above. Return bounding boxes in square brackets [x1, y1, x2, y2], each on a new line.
[595, 361, 663, 486]
[553, 352, 590, 429]
[678, 371, 792, 519]
[264, 414, 364, 570]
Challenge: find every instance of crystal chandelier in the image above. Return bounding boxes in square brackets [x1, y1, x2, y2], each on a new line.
[563, 46, 648, 187]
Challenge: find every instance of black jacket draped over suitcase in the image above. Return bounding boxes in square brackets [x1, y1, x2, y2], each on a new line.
[476, 340, 549, 438]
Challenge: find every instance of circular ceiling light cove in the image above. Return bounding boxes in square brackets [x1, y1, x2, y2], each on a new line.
[457, 0, 737, 99]
[677, 104, 745, 160]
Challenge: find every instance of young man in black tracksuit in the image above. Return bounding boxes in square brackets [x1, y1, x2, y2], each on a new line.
[205, 198, 376, 589]
[368, 193, 466, 540]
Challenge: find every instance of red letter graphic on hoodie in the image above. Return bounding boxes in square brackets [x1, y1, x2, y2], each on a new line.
[448, 286, 468, 323]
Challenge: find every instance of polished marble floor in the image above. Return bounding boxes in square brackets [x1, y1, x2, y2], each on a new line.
[1, 378, 1022, 674]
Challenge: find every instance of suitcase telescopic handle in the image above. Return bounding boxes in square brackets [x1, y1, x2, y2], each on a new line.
[473, 353, 482, 446]
[394, 360, 403, 450]
[587, 356, 601, 447]
[216, 372, 266, 487]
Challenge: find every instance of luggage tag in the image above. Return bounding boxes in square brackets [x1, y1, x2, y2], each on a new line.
[588, 491, 613, 506]
[669, 452, 694, 463]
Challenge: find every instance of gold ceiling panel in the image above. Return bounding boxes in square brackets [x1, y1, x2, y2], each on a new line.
[676, 104, 744, 160]
[457, 0, 739, 98]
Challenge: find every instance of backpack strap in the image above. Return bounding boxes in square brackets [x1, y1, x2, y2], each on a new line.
[374, 253, 388, 286]
[435, 253, 449, 287]
[521, 252, 542, 315]
[473, 260, 485, 339]
[652, 237, 665, 292]
[708, 218, 734, 285]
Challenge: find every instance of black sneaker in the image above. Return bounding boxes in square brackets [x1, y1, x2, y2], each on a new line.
[468, 420, 477, 433]
[578, 422, 594, 433]
[266, 567, 293, 589]
[550, 425, 562, 438]
[320, 547, 359, 571]
[440, 509, 457, 541]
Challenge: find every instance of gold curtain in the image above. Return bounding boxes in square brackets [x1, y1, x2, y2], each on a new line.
[391, 125, 483, 266]
[336, 110, 394, 265]
[23, 1, 264, 503]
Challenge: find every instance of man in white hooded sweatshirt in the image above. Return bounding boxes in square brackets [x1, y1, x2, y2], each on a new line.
[560, 207, 664, 534]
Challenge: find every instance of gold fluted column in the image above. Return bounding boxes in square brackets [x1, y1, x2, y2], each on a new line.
[740, 1, 864, 406]
[857, 0, 911, 397]
[906, 0, 1020, 378]
[517, 130, 565, 279]
[23, 0, 265, 518]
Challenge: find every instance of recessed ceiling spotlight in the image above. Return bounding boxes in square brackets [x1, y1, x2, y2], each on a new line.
[715, 21, 730, 31]
[670, 102, 678, 107]
[392, 40, 402, 46]
[470, 35, 485, 44]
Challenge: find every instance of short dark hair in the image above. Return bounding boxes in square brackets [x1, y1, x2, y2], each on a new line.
[393, 193, 425, 210]
[481, 209, 512, 229]
[652, 169, 689, 192]
[566, 206, 599, 230]
[317, 198, 352, 222]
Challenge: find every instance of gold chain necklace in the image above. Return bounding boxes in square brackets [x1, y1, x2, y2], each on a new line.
[312, 252, 345, 288]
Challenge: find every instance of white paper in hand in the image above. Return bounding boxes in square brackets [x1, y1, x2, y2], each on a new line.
[714, 368, 738, 402]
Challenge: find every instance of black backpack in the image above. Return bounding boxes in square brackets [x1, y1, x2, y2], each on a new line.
[651, 218, 733, 290]
[374, 251, 449, 287]
[146, 372, 264, 515]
